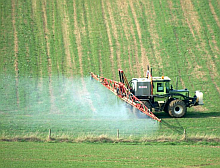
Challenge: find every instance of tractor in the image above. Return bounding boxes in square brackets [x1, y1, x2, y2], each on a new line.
[90, 68, 204, 121]
[125, 67, 204, 118]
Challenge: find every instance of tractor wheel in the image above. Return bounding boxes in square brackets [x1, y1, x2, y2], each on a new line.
[168, 99, 187, 118]
[164, 99, 174, 113]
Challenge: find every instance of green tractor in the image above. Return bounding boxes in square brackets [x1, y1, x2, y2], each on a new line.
[127, 68, 204, 118]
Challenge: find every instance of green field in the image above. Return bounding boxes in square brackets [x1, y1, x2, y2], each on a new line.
[1, 0, 220, 167]
[1, 142, 220, 168]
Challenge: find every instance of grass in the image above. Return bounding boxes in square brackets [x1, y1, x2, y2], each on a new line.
[0, 142, 220, 168]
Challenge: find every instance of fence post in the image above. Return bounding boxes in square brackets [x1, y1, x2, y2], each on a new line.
[183, 129, 186, 140]
[117, 129, 119, 139]
[48, 129, 51, 140]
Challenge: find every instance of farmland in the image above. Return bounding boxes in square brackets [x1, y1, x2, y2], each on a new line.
[0, 0, 220, 167]
[1, 0, 220, 108]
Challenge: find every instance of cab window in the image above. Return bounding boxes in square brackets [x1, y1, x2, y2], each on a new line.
[157, 83, 164, 92]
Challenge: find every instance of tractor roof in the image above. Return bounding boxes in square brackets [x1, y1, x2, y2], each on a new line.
[153, 76, 171, 82]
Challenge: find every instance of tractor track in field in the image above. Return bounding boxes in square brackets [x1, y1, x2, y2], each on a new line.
[42, 0, 52, 77]
[101, 0, 116, 79]
[94, 6, 103, 76]
[51, 1, 60, 74]
[106, 1, 122, 72]
[129, 0, 151, 72]
[180, 0, 201, 38]
[209, 1, 220, 29]
[11, 0, 19, 106]
[11, 0, 19, 76]
[73, 1, 96, 113]
[129, 19, 140, 77]
[129, 0, 150, 75]
[144, 1, 163, 71]
[117, 0, 140, 77]
[106, 0, 122, 71]
[42, 1, 57, 114]
[206, 25, 219, 62]
[203, 51, 220, 95]
[61, 0, 75, 76]
[168, 0, 194, 89]
[117, 0, 133, 75]
[168, 0, 179, 26]
[32, 0, 43, 77]
[73, 1, 83, 77]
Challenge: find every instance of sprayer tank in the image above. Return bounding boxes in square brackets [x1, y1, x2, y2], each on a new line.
[195, 91, 204, 105]
[132, 78, 151, 97]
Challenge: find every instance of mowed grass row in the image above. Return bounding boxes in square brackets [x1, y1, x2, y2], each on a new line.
[0, 142, 220, 168]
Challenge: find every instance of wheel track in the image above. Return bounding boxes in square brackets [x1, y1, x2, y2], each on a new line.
[129, 0, 150, 75]
[32, 0, 43, 77]
[73, 0, 95, 113]
[42, 0, 52, 77]
[180, 0, 201, 38]
[116, 0, 133, 76]
[144, 1, 163, 71]
[73, 1, 83, 76]
[42, 1, 57, 114]
[101, 0, 118, 79]
[11, 0, 19, 106]
[61, 0, 75, 76]
[209, 1, 220, 29]
[117, 0, 140, 77]
[106, 0, 122, 71]
[11, 0, 19, 76]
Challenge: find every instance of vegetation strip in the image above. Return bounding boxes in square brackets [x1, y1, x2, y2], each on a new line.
[1, 136, 220, 145]
[0, 142, 220, 167]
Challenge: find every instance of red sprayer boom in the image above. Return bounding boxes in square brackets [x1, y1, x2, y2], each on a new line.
[90, 70, 161, 122]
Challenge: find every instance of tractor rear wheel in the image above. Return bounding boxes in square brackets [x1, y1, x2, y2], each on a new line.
[168, 99, 186, 118]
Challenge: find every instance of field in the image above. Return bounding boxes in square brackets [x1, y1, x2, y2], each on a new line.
[0, 0, 220, 167]
[1, 142, 220, 167]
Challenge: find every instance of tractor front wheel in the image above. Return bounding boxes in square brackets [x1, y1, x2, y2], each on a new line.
[168, 99, 186, 118]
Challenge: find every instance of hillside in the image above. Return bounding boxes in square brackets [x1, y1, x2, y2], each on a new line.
[0, 0, 220, 112]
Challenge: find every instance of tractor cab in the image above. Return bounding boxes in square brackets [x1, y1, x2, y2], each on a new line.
[152, 76, 171, 95]
[130, 76, 171, 98]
